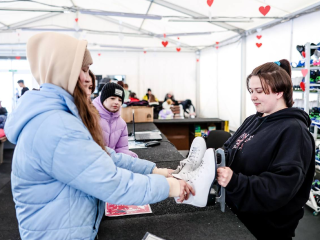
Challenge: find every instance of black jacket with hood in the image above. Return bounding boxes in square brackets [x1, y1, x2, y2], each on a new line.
[224, 108, 315, 239]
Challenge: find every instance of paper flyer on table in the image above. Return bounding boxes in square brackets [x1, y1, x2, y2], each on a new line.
[128, 141, 147, 149]
[105, 203, 152, 217]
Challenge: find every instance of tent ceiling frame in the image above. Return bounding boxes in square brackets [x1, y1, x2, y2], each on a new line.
[139, 0, 153, 30]
[146, 0, 244, 33]
[0, 12, 61, 30]
[201, 1, 320, 50]
[92, 15, 199, 50]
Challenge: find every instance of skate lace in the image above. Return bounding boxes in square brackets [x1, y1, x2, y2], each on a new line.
[189, 160, 205, 183]
[188, 148, 198, 163]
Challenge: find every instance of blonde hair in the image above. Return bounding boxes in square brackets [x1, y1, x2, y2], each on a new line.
[166, 99, 173, 105]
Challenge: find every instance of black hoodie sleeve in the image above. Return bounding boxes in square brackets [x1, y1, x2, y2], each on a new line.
[225, 122, 313, 213]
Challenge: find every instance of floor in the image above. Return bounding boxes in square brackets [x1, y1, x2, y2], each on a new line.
[0, 149, 320, 239]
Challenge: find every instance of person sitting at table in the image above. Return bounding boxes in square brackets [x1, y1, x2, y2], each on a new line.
[143, 88, 158, 102]
[4, 32, 196, 240]
[129, 92, 140, 102]
[180, 99, 196, 118]
[159, 99, 174, 119]
[164, 91, 179, 105]
[0, 100, 7, 129]
[93, 82, 138, 158]
[148, 93, 159, 106]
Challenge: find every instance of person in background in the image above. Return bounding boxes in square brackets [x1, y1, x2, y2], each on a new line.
[129, 92, 140, 102]
[98, 77, 111, 93]
[0, 100, 7, 129]
[17, 80, 29, 97]
[143, 88, 158, 102]
[148, 94, 159, 106]
[0, 100, 7, 116]
[217, 59, 314, 239]
[159, 99, 174, 119]
[4, 32, 193, 240]
[164, 91, 178, 105]
[117, 81, 124, 88]
[181, 99, 196, 118]
[92, 82, 138, 158]
[123, 83, 130, 102]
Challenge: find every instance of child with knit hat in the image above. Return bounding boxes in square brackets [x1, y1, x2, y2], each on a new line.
[93, 82, 138, 157]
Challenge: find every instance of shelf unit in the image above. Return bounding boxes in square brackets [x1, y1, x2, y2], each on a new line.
[294, 42, 320, 215]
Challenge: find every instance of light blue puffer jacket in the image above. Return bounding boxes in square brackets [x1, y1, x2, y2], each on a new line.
[5, 84, 169, 240]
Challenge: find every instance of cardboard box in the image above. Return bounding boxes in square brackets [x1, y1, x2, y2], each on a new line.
[121, 106, 154, 123]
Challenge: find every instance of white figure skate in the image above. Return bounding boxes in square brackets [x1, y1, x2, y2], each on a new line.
[172, 137, 206, 181]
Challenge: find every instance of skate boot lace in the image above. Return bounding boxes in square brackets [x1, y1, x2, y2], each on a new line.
[174, 147, 199, 173]
[188, 160, 205, 184]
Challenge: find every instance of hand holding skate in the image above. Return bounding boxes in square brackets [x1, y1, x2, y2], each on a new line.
[217, 167, 233, 187]
[176, 180, 195, 202]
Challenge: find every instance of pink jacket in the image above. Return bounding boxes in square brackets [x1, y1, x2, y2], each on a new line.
[92, 97, 138, 158]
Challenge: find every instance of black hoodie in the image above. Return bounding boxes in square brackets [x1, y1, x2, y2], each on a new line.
[224, 108, 315, 239]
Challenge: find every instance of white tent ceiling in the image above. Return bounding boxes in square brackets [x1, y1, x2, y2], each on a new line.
[0, 0, 319, 53]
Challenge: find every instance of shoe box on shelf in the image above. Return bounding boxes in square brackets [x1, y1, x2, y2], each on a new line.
[194, 124, 216, 138]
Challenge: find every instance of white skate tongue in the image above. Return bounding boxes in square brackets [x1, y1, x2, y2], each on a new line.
[172, 158, 191, 174]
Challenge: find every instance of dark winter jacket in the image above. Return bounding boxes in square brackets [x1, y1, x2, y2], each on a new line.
[224, 108, 315, 239]
[21, 87, 29, 96]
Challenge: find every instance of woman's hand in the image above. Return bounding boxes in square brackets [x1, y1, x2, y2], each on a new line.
[167, 169, 174, 177]
[217, 167, 233, 187]
[176, 180, 195, 202]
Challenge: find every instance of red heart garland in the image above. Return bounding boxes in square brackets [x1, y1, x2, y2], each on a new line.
[176, 48, 181, 52]
[75, 18, 78, 22]
[302, 52, 306, 58]
[300, 82, 305, 91]
[163, 33, 166, 38]
[98, 53, 101, 56]
[177, 37, 180, 40]
[301, 69, 308, 77]
[256, 43, 262, 48]
[144, 51, 146, 54]
[162, 41, 168, 47]
[196, 59, 199, 62]
[216, 41, 219, 44]
[259, 5, 270, 16]
[256, 35, 262, 40]
[15, 56, 21, 60]
[207, 0, 214, 7]
[216, 46, 219, 49]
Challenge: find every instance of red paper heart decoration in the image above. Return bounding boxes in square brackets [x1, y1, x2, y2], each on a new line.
[300, 82, 305, 91]
[177, 37, 180, 40]
[176, 48, 181, 52]
[216, 41, 219, 44]
[15, 56, 21, 60]
[259, 5, 270, 16]
[162, 41, 168, 47]
[256, 35, 262, 39]
[256, 43, 262, 48]
[207, 0, 214, 7]
[301, 69, 308, 77]
[144, 51, 146, 54]
[196, 59, 199, 62]
[75, 18, 78, 22]
[216, 46, 219, 49]
[302, 51, 306, 58]
[98, 53, 101, 56]
[163, 33, 166, 38]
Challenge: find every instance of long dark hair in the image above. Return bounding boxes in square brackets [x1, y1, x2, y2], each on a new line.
[246, 59, 293, 107]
